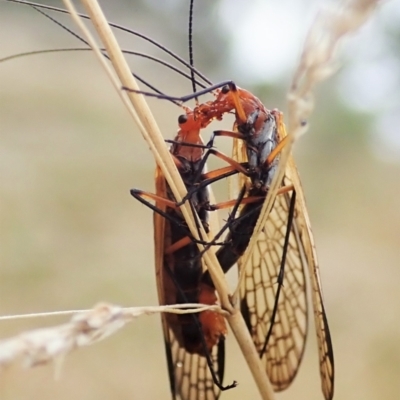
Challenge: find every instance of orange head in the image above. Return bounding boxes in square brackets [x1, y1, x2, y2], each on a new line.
[170, 107, 205, 163]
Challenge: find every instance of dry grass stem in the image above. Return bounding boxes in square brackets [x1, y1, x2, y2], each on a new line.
[0, 303, 226, 372]
[64, 1, 275, 398]
[70, 0, 231, 312]
[235, 0, 380, 296]
[288, 0, 380, 138]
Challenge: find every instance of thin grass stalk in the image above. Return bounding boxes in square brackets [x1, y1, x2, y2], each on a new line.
[288, 0, 380, 137]
[234, 0, 380, 297]
[0, 303, 228, 371]
[65, 0, 275, 399]
[67, 0, 231, 312]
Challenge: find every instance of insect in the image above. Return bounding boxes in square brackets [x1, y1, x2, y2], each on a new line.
[124, 8, 334, 399]
[128, 1, 247, 393]
[130, 107, 241, 399]
[175, 82, 335, 400]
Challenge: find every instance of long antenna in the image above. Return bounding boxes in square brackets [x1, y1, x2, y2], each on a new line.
[0, 48, 208, 90]
[6, 0, 213, 86]
[188, 0, 197, 101]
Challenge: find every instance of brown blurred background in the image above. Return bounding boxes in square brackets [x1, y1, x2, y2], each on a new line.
[1, 0, 400, 399]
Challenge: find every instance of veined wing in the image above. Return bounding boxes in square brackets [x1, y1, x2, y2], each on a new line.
[154, 166, 224, 400]
[284, 156, 334, 400]
[238, 178, 308, 391]
[228, 129, 248, 201]
[163, 331, 224, 400]
[233, 113, 334, 398]
[230, 115, 308, 390]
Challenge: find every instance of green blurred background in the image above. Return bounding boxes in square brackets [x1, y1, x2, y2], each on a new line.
[1, 0, 400, 399]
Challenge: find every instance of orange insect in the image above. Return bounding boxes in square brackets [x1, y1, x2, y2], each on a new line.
[130, 108, 240, 399]
[173, 82, 334, 400]
[124, 20, 334, 400]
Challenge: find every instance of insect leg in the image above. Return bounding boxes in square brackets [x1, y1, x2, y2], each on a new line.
[178, 155, 249, 207]
[130, 189, 224, 247]
[203, 185, 296, 287]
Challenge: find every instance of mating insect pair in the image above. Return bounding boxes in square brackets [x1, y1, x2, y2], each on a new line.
[3, 0, 334, 398]
[129, 81, 334, 400]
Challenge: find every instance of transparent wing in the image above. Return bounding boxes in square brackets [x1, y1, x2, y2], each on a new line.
[230, 132, 308, 389]
[239, 178, 308, 391]
[232, 114, 334, 398]
[162, 324, 224, 400]
[228, 131, 248, 200]
[284, 157, 334, 400]
[154, 166, 224, 400]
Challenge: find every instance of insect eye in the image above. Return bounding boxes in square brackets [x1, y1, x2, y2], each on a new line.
[221, 85, 230, 94]
[178, 114, 188, 124]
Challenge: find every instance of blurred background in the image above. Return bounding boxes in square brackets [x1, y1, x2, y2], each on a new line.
[1, 0, 400, 399]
